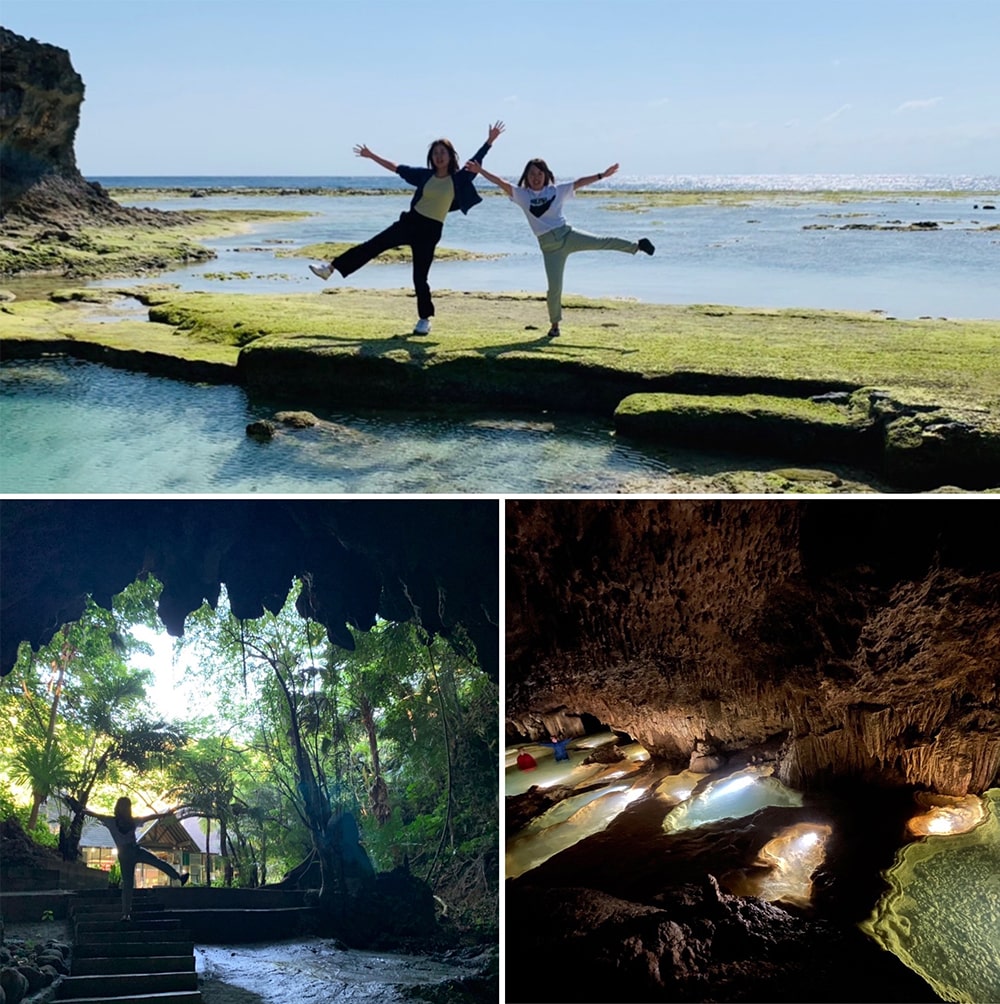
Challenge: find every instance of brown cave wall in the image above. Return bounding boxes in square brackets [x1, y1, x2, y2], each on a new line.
[506, 500, 1000, 795]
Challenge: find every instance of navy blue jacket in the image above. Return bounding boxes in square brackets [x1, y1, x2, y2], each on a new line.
[396, 140, 492, 216]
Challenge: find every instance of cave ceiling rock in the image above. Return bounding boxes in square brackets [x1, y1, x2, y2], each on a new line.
[506, 499, 1000, 795]
[1, 499, 498, 683]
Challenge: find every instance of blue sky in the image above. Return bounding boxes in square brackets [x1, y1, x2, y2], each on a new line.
[3, 0, 998, 177]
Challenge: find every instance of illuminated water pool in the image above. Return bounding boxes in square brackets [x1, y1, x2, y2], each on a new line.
[862, 789, 1000, 1004]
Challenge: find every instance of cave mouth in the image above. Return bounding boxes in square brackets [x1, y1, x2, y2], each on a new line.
[4, 563, 500, 953]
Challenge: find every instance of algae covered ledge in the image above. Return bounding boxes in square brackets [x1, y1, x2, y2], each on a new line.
[2, 285, 998, 491]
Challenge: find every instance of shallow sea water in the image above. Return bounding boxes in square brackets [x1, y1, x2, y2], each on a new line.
[79, 180, 1000, 321]
[1, 357, 687, 494]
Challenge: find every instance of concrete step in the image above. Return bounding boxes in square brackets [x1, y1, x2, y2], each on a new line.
[69, 897, 166, 917]
[56, 994, 201, 1004]
[76, 918, 181, 934]
[71, 956, 196, 976]
[70, 907, 164, 915]
[72, 889, 162, 902]
[73, 941, 195, 960]
[57, 971, 198, 998]
[75, 921, 186, 944]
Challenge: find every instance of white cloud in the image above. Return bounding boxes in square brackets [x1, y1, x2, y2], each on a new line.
[895, 97, 943, 113]
[648, 97, 670, 108]
[823, 103, 852, 123]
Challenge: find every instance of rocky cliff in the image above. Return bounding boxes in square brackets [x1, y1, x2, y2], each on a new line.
[0, 26, 159, 225]
[506, 500, 1000, 796]
[0, 26, 83, 202]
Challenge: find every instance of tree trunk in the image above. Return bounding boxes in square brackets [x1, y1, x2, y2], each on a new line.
[27, 639, 70, 830]
[220, 819, 233, 886]
[360, 694, 390, 824]
[204, 816, 212, 886]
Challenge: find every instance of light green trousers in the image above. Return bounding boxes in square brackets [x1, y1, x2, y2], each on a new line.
[537, 224, 638, 323]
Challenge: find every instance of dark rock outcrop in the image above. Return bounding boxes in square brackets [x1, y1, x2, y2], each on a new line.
[507, 878, 940, 1003]
[506, 499, 1000, 795]
[0, 25, 83, 207]
[0, 27, 171, 228]
[0, 499, 498, 682]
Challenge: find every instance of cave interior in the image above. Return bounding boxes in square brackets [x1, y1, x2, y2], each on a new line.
[504, 498, 999, 1004]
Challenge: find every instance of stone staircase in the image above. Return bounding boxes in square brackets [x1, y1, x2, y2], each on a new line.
[59, 889, 201, 1004]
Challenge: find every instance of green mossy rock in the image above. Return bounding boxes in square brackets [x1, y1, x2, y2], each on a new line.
[3, 287, 999, 490]
[613, 391, 878, 465]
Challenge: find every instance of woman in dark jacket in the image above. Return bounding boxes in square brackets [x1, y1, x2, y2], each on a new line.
[310, 120, 505, 335]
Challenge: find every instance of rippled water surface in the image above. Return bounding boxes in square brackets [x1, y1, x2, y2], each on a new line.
[1, 358, 689, 493]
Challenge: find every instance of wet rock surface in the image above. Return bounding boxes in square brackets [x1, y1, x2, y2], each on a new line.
[506, 775, 943, 1003]
[195, 939, 496, 1004]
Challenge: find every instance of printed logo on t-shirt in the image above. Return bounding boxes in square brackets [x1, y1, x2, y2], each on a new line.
[529, 195, 556, 218]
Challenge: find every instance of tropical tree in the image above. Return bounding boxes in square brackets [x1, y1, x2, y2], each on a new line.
[178, 579, 498, 936]
[1, 577, 185, 857]
[167, 734, 249, 885]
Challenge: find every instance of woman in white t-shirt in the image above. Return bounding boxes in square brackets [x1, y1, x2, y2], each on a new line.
[468, 157, 654, 337]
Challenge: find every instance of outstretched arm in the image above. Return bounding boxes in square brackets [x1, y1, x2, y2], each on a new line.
[465, 160, 513, 197]
[61, 795, 112, 825]
[132, 803, 192, 824]
[573, 162, 618, 191]
[466, 120, 506, 167]
[354, 144, 398, 174]
[486, 120, 506, 146]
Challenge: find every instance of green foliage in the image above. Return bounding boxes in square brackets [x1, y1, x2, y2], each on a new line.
[9, 743, 73, 807]
[0, 787, 58, 848]
[174, 581, 498, 934]
[2, 577, 180, 842]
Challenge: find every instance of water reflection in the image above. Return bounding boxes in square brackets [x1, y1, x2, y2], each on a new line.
[661, 767, 804, 833]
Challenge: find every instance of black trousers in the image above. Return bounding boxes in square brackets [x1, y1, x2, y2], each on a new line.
[333, 210, 444, 319]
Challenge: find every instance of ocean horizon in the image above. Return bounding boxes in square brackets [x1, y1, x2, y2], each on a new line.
[91, 173, 1000, 194]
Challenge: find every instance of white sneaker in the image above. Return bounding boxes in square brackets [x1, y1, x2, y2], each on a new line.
[309, 264, 333, 281]
[413, 318, 431, 335]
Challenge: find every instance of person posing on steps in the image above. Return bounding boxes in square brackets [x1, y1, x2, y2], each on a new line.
[64, 795, 189, 920]
[310, 121, 506, 336]
[467, 157, 654, 338]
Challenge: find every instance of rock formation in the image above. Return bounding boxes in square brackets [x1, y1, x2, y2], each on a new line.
[0, 499, 498, 683]
[506, 499, 1000, 796]
[0, 26, 83, 206]
[0, 26, 164, 226]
